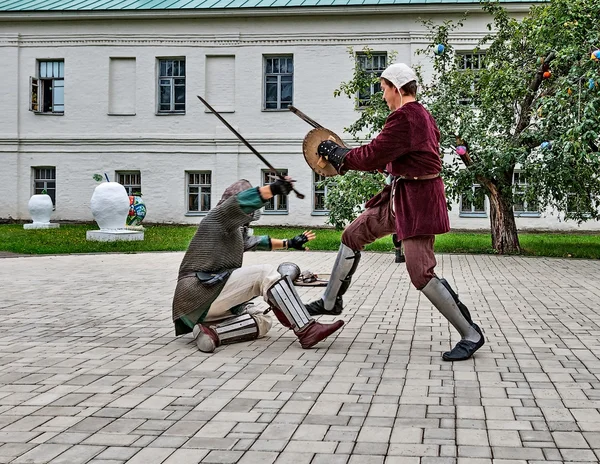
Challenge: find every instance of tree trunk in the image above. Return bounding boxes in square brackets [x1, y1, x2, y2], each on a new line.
[487, 188, 521, 254]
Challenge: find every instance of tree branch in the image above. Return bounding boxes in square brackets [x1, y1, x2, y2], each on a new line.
[514, 51, 556, 136]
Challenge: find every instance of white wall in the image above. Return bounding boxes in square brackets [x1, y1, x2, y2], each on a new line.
[1, 9, 599, 231]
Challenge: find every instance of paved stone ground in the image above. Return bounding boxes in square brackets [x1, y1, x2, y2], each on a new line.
[2, 251, 600, 464]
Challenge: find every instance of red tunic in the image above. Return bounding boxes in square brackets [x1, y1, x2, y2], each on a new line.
[343, 101, 450, 240]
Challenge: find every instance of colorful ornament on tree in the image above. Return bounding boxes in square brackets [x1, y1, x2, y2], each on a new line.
[567, 87, 573, 96]
[543, 71, 552, 79]
[536, 57, 543, 65]
[541, 141, 551, 150]
[591, 50, 600, 61]
[433, 44, 445, 55]
[456, 145, 467, 156]
[589, 79, 597, 90]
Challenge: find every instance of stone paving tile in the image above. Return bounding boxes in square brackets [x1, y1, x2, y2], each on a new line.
[3, 252, 600, 463]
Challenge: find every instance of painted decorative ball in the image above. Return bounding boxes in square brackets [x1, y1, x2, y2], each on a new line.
[536, 57, 543, 65]
[589, 79, 596, 90]
[434, 44, 445, 55]
[567, 88, 573, 96]
[543, 71, 552, 79]
[456, 145, 467, 156]
[591, 50, 600, 61]
[541, 141, 551, 150]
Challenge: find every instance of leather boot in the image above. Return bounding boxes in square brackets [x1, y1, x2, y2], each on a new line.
[273, 307, 343, 348]
[442, 324, 485, 361]
[305, 297, 344, 316]
[294, 319, 344, 349]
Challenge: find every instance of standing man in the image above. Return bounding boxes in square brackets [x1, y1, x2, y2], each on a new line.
[173, 178, 344, 353]
[305, 63, 484, 361]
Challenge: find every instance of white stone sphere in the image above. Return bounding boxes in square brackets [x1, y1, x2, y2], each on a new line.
[28, 194, 53, 224]
[90, 182, 130, 230]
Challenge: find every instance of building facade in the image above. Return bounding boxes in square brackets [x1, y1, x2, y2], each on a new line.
[2, 0, 596, 231]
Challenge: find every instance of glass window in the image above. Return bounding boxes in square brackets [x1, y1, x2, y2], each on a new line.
[262, 169, 288, 212]
[116, 171, 142, 196]
[456, 52, 485, 105]
[513, 172, 539, 215]
[356, 52, 387, 107]
[264, 56, 293, 110]
[187, 171, 212, 213]
[36, 60, 64, 113]
[158, 58, 186, 113]
[33, 167, 56, 205]
[313, 172, 329, 212]
[460, 184, 486, 217]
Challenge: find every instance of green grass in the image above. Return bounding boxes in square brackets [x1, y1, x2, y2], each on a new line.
[1, 224, 600, 258]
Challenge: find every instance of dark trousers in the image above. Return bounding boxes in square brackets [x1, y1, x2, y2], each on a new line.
[341, 200, 436, 290]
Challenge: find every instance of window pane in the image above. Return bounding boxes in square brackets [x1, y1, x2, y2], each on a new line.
[160, 85, 171, 104]
[179, 60, 185, 76]
[175, 85, 185, 105]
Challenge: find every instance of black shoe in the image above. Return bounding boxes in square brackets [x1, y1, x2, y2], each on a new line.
[442, 324, 485, 361]
[305, 297, 343, 316]
[395, 250, 405, 263]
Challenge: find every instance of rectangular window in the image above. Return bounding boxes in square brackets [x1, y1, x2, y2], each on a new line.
[30, 60, 64, 113]
[566, 193, 593, 216]
[33, 167, 56, 205]
[116, 171, 142, 196]
[356, 52, 387, 107]
[158, 58, 186, 113]
[262, 169, 288, 212]
[264, 56, 293, 110]
[460, 184, 486, 217]
[513, 172, 539, 216]
[313, 172, 329, 212]
[456, 52, 485, 105]
[187, 171, 212, 213]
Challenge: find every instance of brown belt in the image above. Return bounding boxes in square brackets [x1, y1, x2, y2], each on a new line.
[395, 173, 440, 181]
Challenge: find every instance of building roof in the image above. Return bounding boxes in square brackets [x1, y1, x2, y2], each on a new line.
[0, 0, 532, 11]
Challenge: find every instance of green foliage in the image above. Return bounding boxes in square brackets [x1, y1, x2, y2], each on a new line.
[92, 174, 103, 182]
[322, 172, 387, 229]
[418, 0, 600, 223]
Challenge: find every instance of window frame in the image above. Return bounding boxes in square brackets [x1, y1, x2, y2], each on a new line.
[186, 171, 212, 215]
[459, 183, 487, 218]
[157, 58, 186, 114]
[33, 166, 56, 207]
[262, 169, 288, 213]
[116, 171, 142, 196]
[456, 51, 486, 106]
[30, 60, 64, 114]
[513, 171, 540, 217]
[312, 172, 330, 215]
[263, 55, 294, 111]
[356, 52, 387, 108]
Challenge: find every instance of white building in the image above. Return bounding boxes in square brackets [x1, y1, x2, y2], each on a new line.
[1, 0, 595, 231]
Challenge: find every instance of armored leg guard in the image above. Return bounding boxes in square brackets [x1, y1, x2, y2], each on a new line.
[267, 276, 344, 349]
[306, 244, 361, 316]
[193, 313, 259, 353]
[277, 262, 301, 282]
[439, 278, 472, 324]
[421, 277, 484, 361]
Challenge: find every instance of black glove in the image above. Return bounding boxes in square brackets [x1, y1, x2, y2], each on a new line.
[317, 140, 350, 172]
[288, 233, 310, 250]
[269, 178, 294, 196]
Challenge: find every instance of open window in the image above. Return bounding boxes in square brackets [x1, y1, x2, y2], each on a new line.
[30, 61, 64, 114]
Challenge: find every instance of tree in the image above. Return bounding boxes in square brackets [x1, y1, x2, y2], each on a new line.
[329, 0, 600, 253]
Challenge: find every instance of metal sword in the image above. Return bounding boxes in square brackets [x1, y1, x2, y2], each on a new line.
[288, 105, 323, 129]
[197, 95, 305, 200]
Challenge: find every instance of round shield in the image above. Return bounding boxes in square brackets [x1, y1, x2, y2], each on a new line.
[302, 127, 346, 177]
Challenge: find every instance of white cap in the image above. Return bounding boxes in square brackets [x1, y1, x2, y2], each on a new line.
[380, 63, 418, 91]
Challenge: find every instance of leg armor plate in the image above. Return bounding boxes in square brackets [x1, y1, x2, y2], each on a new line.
[306, 243, 360, 315]
[194, 313, 259, 353]
[267, 276, 312, 331]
